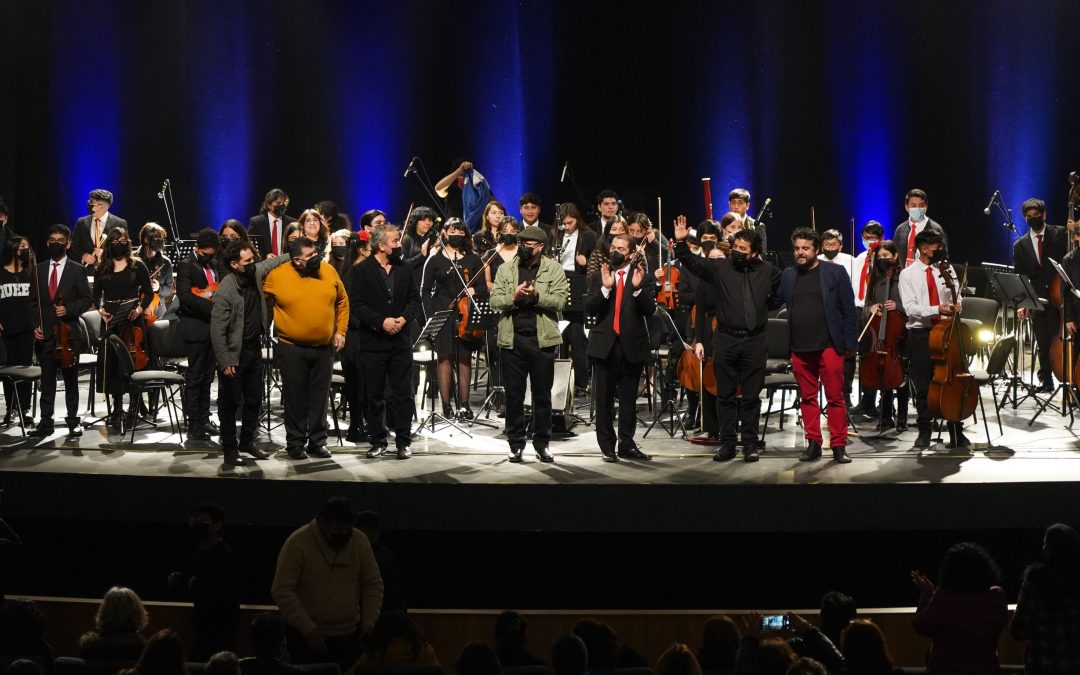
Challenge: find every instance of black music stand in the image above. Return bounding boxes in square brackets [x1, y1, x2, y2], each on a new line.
[992, 271, 1043, 408]
[1028, 258, 1080, 427]
[644, 307, 688, 440]
[462, 299, 500, 429]
[175, 239, 196, 263]
[414, 310, 471, 437]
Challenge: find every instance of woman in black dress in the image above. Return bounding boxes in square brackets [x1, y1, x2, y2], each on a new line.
[0, 236, 35, 426]
[94, 228, 153, 431]
[420, 218, 488, 420]
[135, 223, 175, 321]
[472, 200, 507, 257]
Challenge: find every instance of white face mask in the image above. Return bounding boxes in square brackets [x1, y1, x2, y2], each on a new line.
[908, 207, 926, 221]
[862, 239, 878, 250]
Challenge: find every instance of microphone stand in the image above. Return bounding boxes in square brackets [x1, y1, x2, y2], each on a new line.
[158, 179, 183, 260]
[988, 190, 1039, 391]
[562, 162, 599, 222]
[405, 157, 448, 219]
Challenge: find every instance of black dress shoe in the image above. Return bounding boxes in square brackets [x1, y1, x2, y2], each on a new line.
[221, 448, 244, 466]
[600, 449, 618, 463]
[396, 446, 411, 460]
[832, 446, 852, 463]
[874, 417, 896, 431]
[535, 447, 555, 463]
[713, 444, 736, 462]
[618, 445, 652, 461]
[366, 444, 388, 459]
[508, 447, 524, 463]
[106, 415, 124, 433]
[188, 426, 212, 441]
[287, 447, 309, 460]
[743, 445, 760, 462]
[204, 420, 221, 434]
[29, 425, 54, 438]
[66, 425, 82, 438]
[239, 443, 270, 460]
[1036, 380, 1055, 394]
[799, 440, 823, 461]
[345, 428, 369, 443]
[307, 445, 332, 459]
[914, 431, 932, 448]
[457, 406, 475, 422]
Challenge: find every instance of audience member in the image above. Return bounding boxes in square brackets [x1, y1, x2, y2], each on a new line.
[1009, 522, 1080, 675]
[656, 643, 701, 675]
[571, 619, 647, 670]
[493, 611, 544, 667]
[271, 496, 383, 670]
[6, 660, 43, 675]
[840, 620, 895, 675]
[167, 503, 239, 660]
[120, 629, 185, 675]
[550, 635, 587, 675]
[0, 600, 55, 675]
[740, 638, 797, 675]
[206, 652, 241, 675]
[78, 587, 149, 662]
[239, 614, 303, 675]
[784, 658, 827, 675]
[454, 642, 501, 675]
[817, 592, 857, 648]
[911, 542, 1008, 675]
[784, 614, 842, 673]
[350, 611, 438, 672]
[696, 616, 739, 672]
[355, 512, 406, 613]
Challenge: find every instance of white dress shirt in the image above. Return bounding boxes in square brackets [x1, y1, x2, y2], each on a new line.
[818, 252, 856, 283]
[851, 250, 871, 307]
[599, 264, 643, 299]
[899, 258, 953, 329]
[560, 231, 578, 271]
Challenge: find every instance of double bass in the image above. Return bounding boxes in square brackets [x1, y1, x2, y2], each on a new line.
[928, 261, 979, 422]
[858, 258, 906, 392]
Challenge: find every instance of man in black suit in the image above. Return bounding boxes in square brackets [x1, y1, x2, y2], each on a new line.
[71, 189, 128, 265]
[177, 228, 224, 440]
[586, 233, 656, 462]
[247, 188, 295, 259]
[894, 188, 949, 268]
[1013, 197, 1068, 393]
[587, 189, 621, 235]
[347, 224, 422, 460]
[30, 225, 92, 438]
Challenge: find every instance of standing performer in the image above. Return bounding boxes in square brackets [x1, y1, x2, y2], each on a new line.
[860, 241, 909, 431]
[779, 228, 859, 463]
[586, 233, 656, 462]
[176, 229, 223, 441]
[1063, 225, 1080, 347]
[555, 204, 596, 396]
[348, 224, 422, 460]
[674, 216, 781, 461]
[489, 226, 569, 463]
[727, 188, 767, 252]
[850, 222, 884, 417]
[248, 188, 295, 259]
[1012, 198, 1067, 393]
[209, 240, 291, 466]
[898, 229, 968, 449]
[31, 225, 92, 438]
[894, 189, 950, 268]
[0, 236, 36, 428]
[72, 189, 129, 266]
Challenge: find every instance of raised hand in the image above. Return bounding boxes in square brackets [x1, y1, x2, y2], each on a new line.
[673, 215, 689, 241]
[601, 264, 615, 289]
[631, 262, 646, 289]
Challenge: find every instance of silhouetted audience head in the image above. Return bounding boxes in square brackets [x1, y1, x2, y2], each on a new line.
[1041, 523, 1080, 582]
[656, 643, 701, 675]
[784, 657, 827, 675]
[550, 635, 588, 675]
[754, 638, 797, 675]
[939, 542, 1003, 591]
[697, 615, 739, 670]
[93, 587, 149, 636]
[355, 511, 381, 545]
[250, 613, 288, 660]
[0, 599, 46, 651]
[368, 610, 428, 660]
[6, 660, 43, 675]
[494, 611, 528, 648]
[818, 591, 857, 644]
[570, 619, 619, 670]
[454, 642, 501, 675]
[127, 629, 185, 675]
[206, 652, 241, 675]
[840, 620, 894, 675]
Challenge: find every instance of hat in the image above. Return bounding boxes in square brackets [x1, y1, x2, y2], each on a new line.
[519, 225, 548, 245]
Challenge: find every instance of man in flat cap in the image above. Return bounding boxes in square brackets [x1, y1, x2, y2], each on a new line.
[489, 225, 569, 463]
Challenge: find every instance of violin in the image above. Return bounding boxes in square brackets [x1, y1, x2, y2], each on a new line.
[456, 268, 485, 342]
[191, 282, 219, 300]
[144, 264, 166, 324]
[51, 293, 77, 369]
[858, 260, 906, 391]
[656, 241, 680, 310]
[122, 322, 150, 371]
[928, 261, 979, 423]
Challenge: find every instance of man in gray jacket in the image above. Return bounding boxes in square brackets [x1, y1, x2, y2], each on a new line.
[210, 240, 290, 465]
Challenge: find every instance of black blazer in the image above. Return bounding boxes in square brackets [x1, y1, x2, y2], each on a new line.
[175, 252, 224, 341]
[33, 257, 92, 351]
[894, 218, 949, 267]
[585, 268, 657, 363]
[71, 213, 128, 262]
[346, 256, 422, 351]
[247, 213, 297, 258]
[1012, 224, 1068, 297]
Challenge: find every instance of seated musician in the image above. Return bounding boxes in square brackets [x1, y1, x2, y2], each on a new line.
[860, 241, 908, 432]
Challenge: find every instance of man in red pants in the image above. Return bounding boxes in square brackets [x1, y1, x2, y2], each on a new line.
[778, 227, 859, 463]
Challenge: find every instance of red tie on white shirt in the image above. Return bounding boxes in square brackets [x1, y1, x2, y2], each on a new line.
[926, 266, 941, 324]
[271, 218, 280, 256]
[906, 223, 917, 265]
[204, 265, 215, 285]
[857, 244, 877, 301]
[49, 262, 59, 300]
[614, 270, 625, 335]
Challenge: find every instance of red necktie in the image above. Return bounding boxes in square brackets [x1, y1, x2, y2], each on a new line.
[857, 254, 872, 301]
[614, 270, 625, 335]
[1037, 234, 1044, 264]
[204, 265, 215, 284]
[926, 266, 940, 322]
[271, 218, 279, 256]
[906, 223, 917, 265]
[49, 262, 59, 300]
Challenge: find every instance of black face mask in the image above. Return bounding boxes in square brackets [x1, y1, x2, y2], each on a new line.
[823, 249, 840, 260]
[305, 256, 322, 273]
[701, 240, 716, 255]
[447, 235, 467, 249]
[387, 247, 403, 263]
[500, 233, 518, 245]
[930, 248, 947, 264]
[237, 264, 255, 281]
[517, 245, 535, 261]
[16, 249, 30, 264]
[631, 236, 644, 247]
[270, 204, 287, 218]
[331, 245, 348, 259]
[730, 250, 749, 268]
[609, 251, 626, 268]
[197, 254, 214, 266]
[149, 238, 165, 252]
[875, 258, 896, 273]
[110, 242, 131, 258]
[327, 531, 352, 549]
[47, 242, 67, 260]
[1027, 216, 1045, 231]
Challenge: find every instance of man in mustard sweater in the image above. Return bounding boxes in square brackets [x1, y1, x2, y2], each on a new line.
[263, 238, 349, 459]
[271, 496, 383, 668]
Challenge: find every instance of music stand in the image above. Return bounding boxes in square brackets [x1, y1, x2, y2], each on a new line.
[644, 307, 688, 440]
[1028, 258, 1080, 428]
[992, 271, 1042, 408]
[462, 300, 500, 428]
[414, 310, 471, 437]
[175, 239, 196, 263]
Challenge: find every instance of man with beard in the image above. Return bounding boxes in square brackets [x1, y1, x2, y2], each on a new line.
[673, 215, 782, 461]
[262, 238, 349, 459]
[780, 228, 859, 463]
[272, 496, 383, 669]
[1012, 198, 1067, 393]
[489, 225, 569, 463]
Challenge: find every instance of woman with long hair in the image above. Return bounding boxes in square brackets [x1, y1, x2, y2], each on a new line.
[841, 620, 895, 675]
[296, 209, 330, 257]
[359, 209, 388, 233]
[79, 586, 149, 662]
[473, 200, 507, 256]
[586, 215, 628, 278]
[859, 240, 907, 431]
[135, 223, 175, 321]
[0, 235, 35, 426]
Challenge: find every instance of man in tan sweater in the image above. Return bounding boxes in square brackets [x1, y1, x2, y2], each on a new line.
[271, 496, 383, 668]
[262, 237, 349, 459]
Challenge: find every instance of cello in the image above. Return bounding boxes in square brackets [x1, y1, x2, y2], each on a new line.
[858, 254, 906, 393]
[928, 262, 979, 423]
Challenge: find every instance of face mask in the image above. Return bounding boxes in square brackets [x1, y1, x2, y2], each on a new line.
[930, 248, 947, 264]
[730, 250, 749, 267]
[701, 240, 716, 255]
[609, 251, 626, 268]
[1026, 216, 1045, 231]
[332, 245, 348, 259]
[110, 242, 131, 258]
[327, 531, 352, 549]
[823, 249, 840, 260]
[271, 204, 287, 218]
[236, 264, 255, 280]
[516, 245, 534, 261]
[863, 239, 878, 250]
[447, 235, 466, 249]
[908, 207, 926, 221]
[197, 253, 214, 266]
[875, 258, 895, 273]
[16, 249, 30, 264]
[305, 256, 322, 273]
[631, 236, 644, 247]
[387, 247, 403, 263]
[47, 242, 67, 260]
[149, 238, 165, 252]
[500, 233, 518, 245]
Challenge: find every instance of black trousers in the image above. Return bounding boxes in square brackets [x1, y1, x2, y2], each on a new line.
[283, 624, 359, 670]
[591, 339, 644, 453]
[1031, 306, 1060, 383]
[700, 388, 719, 435]
[341, 348, 366, 433]
[562, 315, 589, 390]
[183, 338, 217, 425]
[713, 332, 768, 443]
[502, 335, 556, 451]
[217, 342, 263, 448]
[37, 340, 80, 426]
[2, 332, 33, 414]
[908, 329, 934, 433]
[277, 341, 333, 450]
[361, 347, 414, 448]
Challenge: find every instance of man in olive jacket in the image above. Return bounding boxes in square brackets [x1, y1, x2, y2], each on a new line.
[489, 225, 569, 462]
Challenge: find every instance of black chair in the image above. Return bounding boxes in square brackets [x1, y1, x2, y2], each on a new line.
[970, 334, 1016, 439]
[78, 312, 101, 415]
[762, 318, 799, 431]
[328, 373, 346, 445]
[105, 334, 186, 443]
[0, 365, 42, 438]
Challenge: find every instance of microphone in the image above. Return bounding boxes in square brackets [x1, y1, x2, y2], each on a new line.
[403, 157, 418, 178]
[157, 179, 169, 199]
[983, 190, 1000, 215]
[560, 161, 569, 183]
